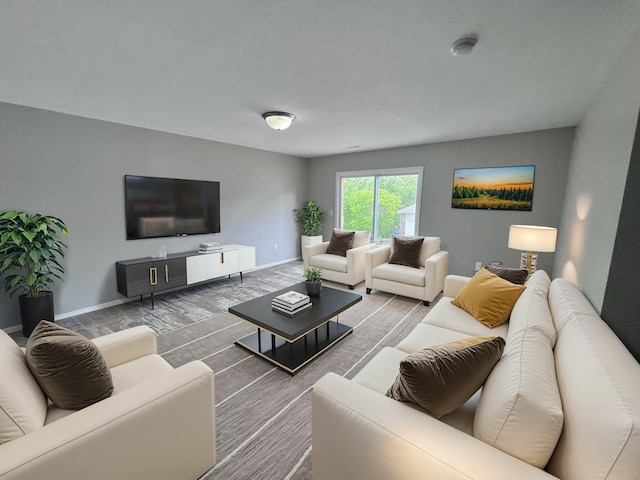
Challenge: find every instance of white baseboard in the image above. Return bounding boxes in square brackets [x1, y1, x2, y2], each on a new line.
[2, 258, 302, 334]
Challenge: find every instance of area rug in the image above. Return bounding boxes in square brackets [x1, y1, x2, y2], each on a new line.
[15, 261, 436, 479]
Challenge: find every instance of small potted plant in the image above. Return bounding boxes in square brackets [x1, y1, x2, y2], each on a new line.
[0, 211, 69, 336]
[304, 267, 322, 297]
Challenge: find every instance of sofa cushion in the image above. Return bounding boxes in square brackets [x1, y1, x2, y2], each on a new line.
[352, 230, 371, 248]
[309, 253, 348, 273]
[0, 330, 47, 444]
[421, 296, 510, 338]
[450, 268, 526, 328]
[326, 229, 355, 256]
[474, 326, 563, 468]
[372, 262, 425, 287]
[546, 279, 640, 480]
[507, 270, 556, 344]
[386, 336, 505, 419]
[395, 322, 474, 354]
[389, 236, 424, 268]
[483, 265, 528, 285]
[25, 321, 114, 410]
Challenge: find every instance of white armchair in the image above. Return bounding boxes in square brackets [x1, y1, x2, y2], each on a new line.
[304, 230, 376, 289]
[365, 236, 449, 305]
[0, 326, 216, 480]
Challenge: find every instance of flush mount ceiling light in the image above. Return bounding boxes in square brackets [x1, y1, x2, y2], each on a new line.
[262, 111, 295, 130]
[450, 36, 478, 56]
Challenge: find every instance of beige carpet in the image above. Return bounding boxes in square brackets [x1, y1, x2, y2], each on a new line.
[12, 261, 436, 480]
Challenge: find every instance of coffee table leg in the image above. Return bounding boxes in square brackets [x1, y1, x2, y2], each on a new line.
[257, 328, 262, 353]
[271, 334, 276, 353]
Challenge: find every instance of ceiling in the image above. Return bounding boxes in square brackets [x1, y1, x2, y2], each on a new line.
[1, 1, 639, 158]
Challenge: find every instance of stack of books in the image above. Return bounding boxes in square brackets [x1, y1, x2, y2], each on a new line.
[199, 242, 222, 254]
[272, 291, 312, 316]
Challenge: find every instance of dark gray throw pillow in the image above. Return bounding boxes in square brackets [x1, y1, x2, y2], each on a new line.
[326, 230, 355, 257]
[25, 321, 114, 410]
[484, 265, 528, 285]
[389, 236, 424, 268]
[386, 336, 506, 418]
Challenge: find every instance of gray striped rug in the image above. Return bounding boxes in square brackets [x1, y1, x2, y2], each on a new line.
[15, 261, 435, 480]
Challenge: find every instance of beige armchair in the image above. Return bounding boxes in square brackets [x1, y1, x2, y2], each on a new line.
[304, 230, 376, 289]
[0, 326, 215, 480]
[365, 236, 449, 305]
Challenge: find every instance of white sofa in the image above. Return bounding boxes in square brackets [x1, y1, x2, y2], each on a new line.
[0, 326, 216, 480]
[304, 230, 376, 289]
[365, 236, 450, 305]
[312, 271, 640, 479]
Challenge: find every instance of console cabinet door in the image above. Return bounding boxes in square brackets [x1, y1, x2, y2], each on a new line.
[154, 258, 187, 292]
[220, 250, 239, 276]
[116, 261, 154, 297]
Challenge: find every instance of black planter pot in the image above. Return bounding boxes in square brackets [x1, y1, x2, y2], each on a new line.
[306, 281, 322, 297]
[19, 291, 54, 337]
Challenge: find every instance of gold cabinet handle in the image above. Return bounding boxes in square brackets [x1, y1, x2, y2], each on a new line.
[165, 264, 169, 283]
[221, 252, 225, 264]
[149, 267, 158, 286]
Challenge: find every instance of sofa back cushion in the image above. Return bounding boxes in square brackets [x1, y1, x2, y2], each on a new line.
[473, 270, 563, 468]
[352, 230, 371, 248]
[0, 330, 47, 444]
[546, 279, 640, 480]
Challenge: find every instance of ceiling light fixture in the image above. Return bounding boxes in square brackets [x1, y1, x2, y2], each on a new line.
[262, 111, 295, 130]
[450, 36, 478, 56]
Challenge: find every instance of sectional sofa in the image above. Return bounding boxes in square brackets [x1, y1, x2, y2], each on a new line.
[312, 270, 640, 479]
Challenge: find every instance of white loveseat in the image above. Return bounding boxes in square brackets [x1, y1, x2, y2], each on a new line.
[0, 326, 216, 480]
[312, 271, 640, 479]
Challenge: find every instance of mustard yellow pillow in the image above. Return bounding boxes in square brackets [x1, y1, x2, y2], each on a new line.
[451, 268, 526, 328]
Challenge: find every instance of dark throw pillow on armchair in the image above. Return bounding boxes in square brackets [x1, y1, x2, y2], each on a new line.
[326, 229, 355, 257]
[389, 236, 424, 268]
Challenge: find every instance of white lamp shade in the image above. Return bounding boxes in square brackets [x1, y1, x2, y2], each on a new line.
[262, 112, 295, 130]
[508, 225, 557, 252]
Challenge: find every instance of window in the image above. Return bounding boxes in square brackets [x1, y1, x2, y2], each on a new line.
[336, 167, 423, 244]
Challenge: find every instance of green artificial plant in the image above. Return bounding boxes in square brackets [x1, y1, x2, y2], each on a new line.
[0, 211, 69, 298]
[292, 201, 325, 236]
[304, 267, 322, 283]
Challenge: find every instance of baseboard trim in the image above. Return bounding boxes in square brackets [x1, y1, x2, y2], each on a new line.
[2, 259, 302, 334]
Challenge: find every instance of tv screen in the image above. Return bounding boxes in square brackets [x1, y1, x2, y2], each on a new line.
[124, 175, 221, 240]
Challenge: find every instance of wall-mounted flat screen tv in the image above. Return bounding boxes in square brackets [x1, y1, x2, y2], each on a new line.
[124, 175, 221, 240]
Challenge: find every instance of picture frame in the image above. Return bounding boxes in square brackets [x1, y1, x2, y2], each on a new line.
[451, 165, 535, 211]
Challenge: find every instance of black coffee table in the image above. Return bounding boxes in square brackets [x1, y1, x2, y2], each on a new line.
[229, 282, 361, 374]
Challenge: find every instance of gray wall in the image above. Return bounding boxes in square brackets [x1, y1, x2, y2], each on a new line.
[553, 28, 640, 311]
[308, 128, 574, 277]
[0, 103, 307, 330]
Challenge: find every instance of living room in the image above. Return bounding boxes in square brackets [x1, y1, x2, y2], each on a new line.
[1, 2, 639, 479]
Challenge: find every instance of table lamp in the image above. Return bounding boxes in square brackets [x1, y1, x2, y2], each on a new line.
[508, 225, 557, 275]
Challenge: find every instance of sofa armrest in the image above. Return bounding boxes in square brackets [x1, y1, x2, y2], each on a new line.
[365, 245, 391, 287]
[0, 361, 216, 480]
[443, 274, 472, 298]
[424, 250, 450, 302]
[346, 243, 377, 286]
[91, 325, 157, 368]
[312, 373, 557, 480]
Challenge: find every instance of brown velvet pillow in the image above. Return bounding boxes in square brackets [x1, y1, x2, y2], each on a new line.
[386, 336, 506, 418]
[389, 236, 424, 268]
[25, 321, 114, 410]
[326, 230, 355, 257]
[484, 265, 528, 285]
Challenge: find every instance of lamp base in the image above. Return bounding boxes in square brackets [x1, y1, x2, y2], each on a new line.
[519, 251, 538, 276]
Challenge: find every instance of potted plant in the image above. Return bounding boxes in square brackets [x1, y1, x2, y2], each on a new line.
[292, 201, 325, 263]
[0, 211, 69, 336]
[305, 267, 322, 297]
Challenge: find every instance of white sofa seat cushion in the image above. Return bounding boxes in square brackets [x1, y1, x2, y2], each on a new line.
[309, 253, 348, 273]
[395, 323, 473, 354]
[546, 279, 640, 480]
[422, 297, 509, 339]
[0, 331, 47, 444]
[372, 263, 425, 287]
[474, 272, 562, 469]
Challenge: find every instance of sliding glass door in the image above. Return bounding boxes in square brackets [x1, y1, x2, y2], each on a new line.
[336, 167, 423, 244]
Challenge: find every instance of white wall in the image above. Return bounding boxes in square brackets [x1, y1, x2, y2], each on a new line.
[308, 128, 574, 277]
[553, 29, 640, 310]
[0, 103, 307, 330]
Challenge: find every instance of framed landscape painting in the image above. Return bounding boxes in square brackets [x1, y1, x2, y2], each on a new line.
[451, 165, 535, 211]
